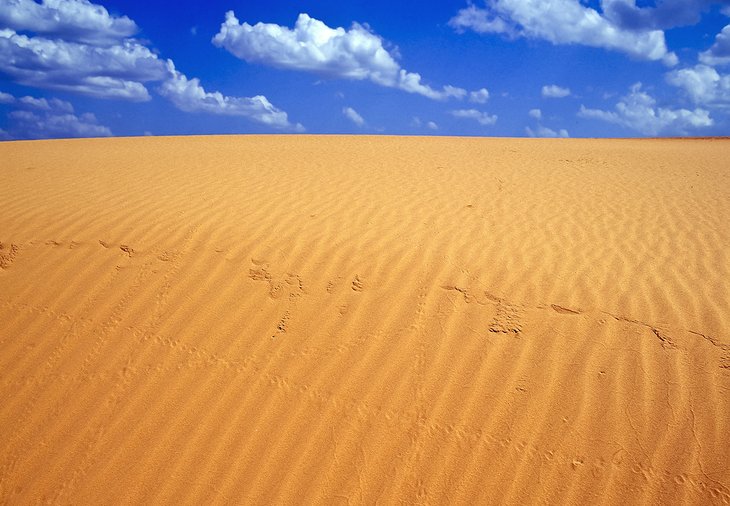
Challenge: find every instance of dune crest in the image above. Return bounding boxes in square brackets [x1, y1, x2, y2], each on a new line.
[1, 136, 728, 504]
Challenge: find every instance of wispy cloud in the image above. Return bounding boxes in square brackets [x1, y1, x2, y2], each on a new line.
[451, 108, 497, 125]
[579, 82, 712, 135]
[342, 106, 365, 126]
[0, 90, 112, 139]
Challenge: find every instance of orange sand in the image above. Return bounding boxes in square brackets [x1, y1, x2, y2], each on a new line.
[0, 135, 729, 504]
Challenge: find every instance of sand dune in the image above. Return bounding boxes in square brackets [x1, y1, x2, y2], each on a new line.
[0, 135, 728, 504]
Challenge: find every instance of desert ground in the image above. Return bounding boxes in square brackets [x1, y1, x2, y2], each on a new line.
[0, 135, 728, 504]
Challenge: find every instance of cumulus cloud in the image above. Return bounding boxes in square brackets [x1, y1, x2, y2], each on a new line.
[526, 125, 569, 137]
[0, 0, 138, 45]
[451, 108, 498, 125]
[0, 0, 161, 100]
[213, 11, 466, 100]
[529, 108, 542, 119]
[469, 87, 490, 103]
[0, 90, 14, 103]
[342, 106, 365, 126]
[699, 24, 730, 66]
[0, 1, 301, 131]
[666, 64, 730, 105]
[449, 0, 677, 65]
[159, 60, 303, 131]
[542, 85, 571, 98]
[0, 28, 165, 101]
[579, 82, 712, 135]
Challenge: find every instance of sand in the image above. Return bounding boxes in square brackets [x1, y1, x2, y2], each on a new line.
[0, 135, 728, 504]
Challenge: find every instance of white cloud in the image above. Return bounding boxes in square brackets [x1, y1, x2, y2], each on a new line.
[529, 108, 542, 119]
[0, 0, 138, 45]
[18, 95, 74, 112]
[8, 107, 112, 139]
[579, 82, 713, 135]
[469, 87, 490, 103]
[213, 11, 466, 100]
[0, 90, 14, 103]
[542, 84, 571, 98]
[2, 90, 73, 111]
[451, 108, 498, 125]
[526, 125, 569, 137]
[342, 106, 365, 126]
[158, 60, 303, 131]
[699, 24, 730, 66]
[449, 0, 676, 65]
[666, 64, 730, 105]
[601, 0, 717, 31]
[0, 28, 165, 100]
[412, 116, 439, 130]
[0, 2, 301, 131]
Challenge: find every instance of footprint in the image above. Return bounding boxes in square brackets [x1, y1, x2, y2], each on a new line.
[120, 245, 134, 257]
[249, 261, 304, 300]
[276, 311, 290, 334]
[720, 352, 730, 370]
[489, 300, 523, 335]
[0, 242, 19, 270]
[249, 266, 271, 282]
[351, 275, 364, 292]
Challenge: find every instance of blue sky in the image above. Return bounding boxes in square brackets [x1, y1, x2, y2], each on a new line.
[1, 0, 730, 139]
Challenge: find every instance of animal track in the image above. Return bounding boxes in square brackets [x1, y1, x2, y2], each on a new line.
[248, 260, 304, 300]
[489, 299, 523, 335]
[351, 275, 364, 292]
[651, 328, 677, 350]
[119, 245, 134, 257]
[276, 311, 290, 335]
[0, 242, 19, 270]
[441, 285, 481, 304]
[720, 352, 730, 370]
[551, 304, 581, 315]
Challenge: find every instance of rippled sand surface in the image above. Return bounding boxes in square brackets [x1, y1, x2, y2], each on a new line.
[1, 136, 729, 504]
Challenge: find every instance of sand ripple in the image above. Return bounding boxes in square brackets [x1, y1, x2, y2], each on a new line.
[0, 136, 728, 504]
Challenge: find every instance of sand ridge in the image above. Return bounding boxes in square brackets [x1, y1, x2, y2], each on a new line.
[0, 135, 729, 504]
